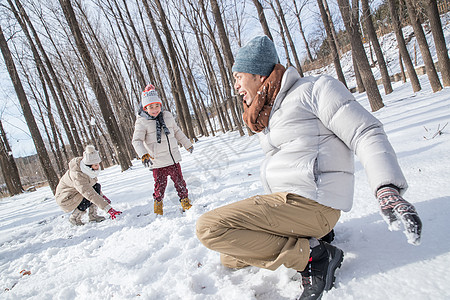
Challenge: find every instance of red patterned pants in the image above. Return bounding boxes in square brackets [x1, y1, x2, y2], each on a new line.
[152, 163, 188, 202]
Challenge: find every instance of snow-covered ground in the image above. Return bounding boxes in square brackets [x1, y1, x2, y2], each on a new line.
[1, 14, 450, 300]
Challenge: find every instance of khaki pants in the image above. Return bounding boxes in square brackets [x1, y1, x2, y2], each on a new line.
[196, 192, 340, 272]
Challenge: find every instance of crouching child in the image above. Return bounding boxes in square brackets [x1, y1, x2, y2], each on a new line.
[55, 145, 122, 225]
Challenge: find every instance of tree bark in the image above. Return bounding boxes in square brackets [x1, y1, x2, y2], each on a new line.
[424, 0, 450, 86]
[292, 0, 314, 62]
[317, 0, 347, 87]
[337, 0, 384, 112]
[0, 120, 23, 195]
[10, 0, 82, 157]
[209, 0, 235, 79]
[387, 0, 421, 92]
[404, 0, 442, 92]
[198, 0, 244, 135]
[361, 0, 393, 94]
[58, 0, 131, 171]
[322, 0, 342, 56]
[0, 24, 59, 194]
[274, 0, 303, 76]
[251, 0, 273, 40]
[153, 0, 197, 141]
[268, 1, 292, 67]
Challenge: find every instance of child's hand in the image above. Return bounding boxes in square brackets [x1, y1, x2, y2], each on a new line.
[108, 208, 122, 220]
[141, 153, 154, 167]
[188, 146, 194, 154]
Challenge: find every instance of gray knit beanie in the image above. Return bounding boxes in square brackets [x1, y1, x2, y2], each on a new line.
[232, 36, 279, 77]
[82, 145, 101, 165]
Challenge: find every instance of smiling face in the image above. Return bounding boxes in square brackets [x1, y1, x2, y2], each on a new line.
[90, 163, 100, 170]
[144, 103, 162, 117]
[233, 72, 266, 105]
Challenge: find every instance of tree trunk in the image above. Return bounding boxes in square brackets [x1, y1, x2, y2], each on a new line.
[274, 0, 303, 76]
[153, 0, 197, 141]
[292, 0, 314, 62]
[337, 0, 384, 112]
[0, 120, 23, 195]
[142, 1, 188, 135]
[10, 0, 82, 158]
[198, 0, 244, 136]
[361, 0, 393, 94]
[404, 0, 442, 92]
[209, 0, 235, 78]
[268, 1, 292, 67]
[252, 0, 273, 40]
[317, 0, 347, 87]
[106, 0, 146, 89]
[424, 0, 450, 86]
[0, 24, 59, 194]
[58, 0, 131, 171]
[387, 0, 421, 92]
[323, 0, 342, 56]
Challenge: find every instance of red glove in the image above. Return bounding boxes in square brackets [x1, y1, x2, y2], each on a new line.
[108, 208, 122, 220]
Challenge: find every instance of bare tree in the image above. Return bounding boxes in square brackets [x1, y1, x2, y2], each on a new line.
[267, 0, 292, 67]
[274, 0, 303, 76]
[337, 0, 384, 111]
[322, 0, 341, 56]
[423, 0, 450, 86]
[153, 0, 197, 141]
[387, 0, 421, 92]
[361, 0, 393, 95]
[317, 0, 347, 87]
[197, 0, 244, 136]
[58, 0, 132, 171]
[404, 0, 442, 92]
[209, 0, 235, 78]
[0, 120, 23, 195]
[292, 0, 313, 62]
[251, 0, 273, 40]
[0, 24, 59, 194]
[10, 0, 83, 157]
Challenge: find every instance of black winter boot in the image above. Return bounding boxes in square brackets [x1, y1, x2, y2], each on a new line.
[298, 241, 344, 300]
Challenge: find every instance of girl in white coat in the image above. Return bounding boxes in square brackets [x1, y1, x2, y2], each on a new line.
[132, 84, 193, 216]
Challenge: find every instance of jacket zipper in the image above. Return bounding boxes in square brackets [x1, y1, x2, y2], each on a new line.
[165, 134, 176, 165]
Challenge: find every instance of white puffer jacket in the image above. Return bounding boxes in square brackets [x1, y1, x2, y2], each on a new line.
[132, 110, 192, 169]
[258, 67, 407, 212]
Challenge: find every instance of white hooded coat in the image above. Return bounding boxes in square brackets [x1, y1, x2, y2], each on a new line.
[132, 110, 192, 169]
[258, 67, 407, 212]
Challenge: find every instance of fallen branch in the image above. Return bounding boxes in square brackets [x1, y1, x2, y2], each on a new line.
[423, 122, 448, 140]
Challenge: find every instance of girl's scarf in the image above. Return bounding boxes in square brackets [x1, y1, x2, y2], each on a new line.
[149, 112, 170, 143]
[80, 161, 100, 179]
[242, 64, 286, 133]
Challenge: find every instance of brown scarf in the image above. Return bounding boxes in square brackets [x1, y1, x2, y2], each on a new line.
[242, 64, 286, 132]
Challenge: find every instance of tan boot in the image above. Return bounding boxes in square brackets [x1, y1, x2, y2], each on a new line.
[180, 197, 192, 211]
[69, 208, 86, 226]
[154, 201, 163, 215]
[88, 205, 106, 222]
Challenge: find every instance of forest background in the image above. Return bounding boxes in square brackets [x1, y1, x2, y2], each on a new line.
[0, 0, 449, 196]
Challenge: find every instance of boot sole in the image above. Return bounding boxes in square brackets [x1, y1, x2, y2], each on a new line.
[324, 245, 344, 291]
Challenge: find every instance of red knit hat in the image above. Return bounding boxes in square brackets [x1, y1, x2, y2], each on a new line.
[142, 84, 162, 109]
